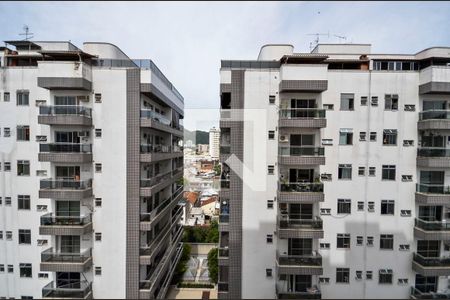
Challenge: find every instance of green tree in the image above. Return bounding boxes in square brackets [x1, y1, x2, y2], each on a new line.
[214, 164, 221, 176]
[207, 248, 218, 283]
[206, 220, 219, 243]
[171, 243, 192, 284]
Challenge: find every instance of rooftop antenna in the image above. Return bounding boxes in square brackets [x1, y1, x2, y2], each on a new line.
[19, 25, 34, 41]
[307, 32, 330, 52]
[334, 34, 348, 43]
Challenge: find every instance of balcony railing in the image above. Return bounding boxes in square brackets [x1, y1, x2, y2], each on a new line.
[40, 213, 92, 226]
[39, 105, 92, 117]
[279, 146, 324, 156]
[413, 252, 450, 267]
[418, 148, 450, 157]
[419, 110, 450, 121]
[280, 108, 326, 119]
[416, 183, 450, 195]
[219, 248, 229, 258]
[40, 178, 93, 190]
[41, 247, 92, 263]
[140, 109, 171, 126]
[278, 215, 323, 230]
[140, 144, 171, 154]
[220, 180, 230, 189]
[410, 286, 450, 299]
[280, 182, 324, 193]
[276, 251, 322, 266]
[276, 285, 321, 299]
[42, 280, 92, 299]
[415, 218, 450, 231]
[220, 145, 231, 154]
[39, 143, 92, 153]
[219, 214, 229, 223]
[140, 170, 172, 188]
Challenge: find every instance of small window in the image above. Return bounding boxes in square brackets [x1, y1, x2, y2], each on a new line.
[19, 263, 32, 278]
[338, 164, 352, 180]
[339, 129, 353, 145]
[320, 208, 331, 215]
[402, 175, 412, 182]
[16, 126, 30, 141]
[268, 95, 276, 104]
[95, 198, 102, 207]
[380, 234, 394, 250]
[4, 162, 11, 171]
[17, 160, 30, 176]
[95, 129, 102, 138]
[336, 268, 350, 283]
[379, 269, 393, 284]
[7, 265, 13, 273]
[0, 231, 2, 239]
[320, 243, 330, 249]
[319, 277, 330, 284]
[366, 271, 373, 280]
[36, 170, 47, 177]
[37, 239, 48, 246]
[404, 104, 415, 111]
[35, 135, 47, 142]
[367, 236, 374, 246]
[382, 165, 396, 181]
[371, 96, 378, 106]
[403, 140, 414, 147]
[95, 266, 102, 276]
[322, 139, 333, 146]
[337, 199, 351, 214]
[4, 127, 11, 137]
[400, 210, 411, 217]
[385, 94, 399, 111]
[383, 129, 397, 145]
[323, 104, 334, 110]
[399, 244, 410, 251]
[360, 96, 368, 106]
[358, 167, 365, 176]
[381, 200, 395, 215]
[267, 165, 274, 175]
[268, 131, 275, 140]
[369, 132, 377, 142]
[35, 99, 46, 106]
[0, 264, 4, 272]
[357, 202, 364, 211]
[355, 271, 363, 280]
[266, 268, 272, 277]
[36, 205, 48, 212]
[19, 229, 31, 244]
[320, 173, 332, 181]
[267, 200, 274, 209]
[18, 195, 30, 210]
[266, 234, 273, 243]
[4, 92, 10, 102]
[359, 132, 366, 141]
[95, 163, 102, 173]
[337, 233, 351, 249]
[398, 278, 408, 285]
[38, 273, 49, 278]
[368, 202, 375, 212]
[16, 90, 30, 106]
[95, 233, 102, 241]
[340, 93, 354, 111]
[95, 93, 102, 103]
[369, 167, 376, 176]
[356, 236, 363, 246]
[5, 197, 11, 206]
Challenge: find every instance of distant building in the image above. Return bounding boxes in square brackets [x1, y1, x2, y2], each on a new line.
[209, 127, 220, 159]
[197, 143, 209, 154]
[185, 139, 195, 148]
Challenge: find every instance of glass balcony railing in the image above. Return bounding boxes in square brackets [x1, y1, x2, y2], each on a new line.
[280, 108, 326, 119]
[42, 281, 92, 299]
[418, 148, 450, 157]
[276, 285, 321, 299]
[39, 143, 92, 153]
[41, 247, 92, 263]
[419, 110, 450, 121]
[278, 215, 323, 230]
[416, 183, 450, 195]
[39, 105, 92, 117]
[40, 178, 93, 190]
[140, 171, 172, 188]
[415, 218, 450, 231]
[410, 287, 450, 299]
[140, 144, 171, 154]
[413, 252, 450, 267]
[280, 182, 324, 193]
[140, 109, 171, 126]
[219, 214, 229, 223]
[279, 146, 324, 156]
[276, 251, 322, 266]
[40, 213, 92, 226]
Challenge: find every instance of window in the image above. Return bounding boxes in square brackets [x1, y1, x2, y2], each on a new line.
[267, 165, 274, 175]
[7, 265, 13, 273]
[19, 263, 32, 278]
[322, 139, 333, 146]
[267, 200, 274, 209]
[405, 104, 415, 111]
[383, 129, 397, 145]
[381, 200, 394, 215]
[95, 129, 102, 138]
[5, 197, 11, 206]
[398, 278, 408, 285]
[402, 175, 412, 182]
[19, 230, 31, 244]
[95, 233, 102, 242]
[17, 90, 29, 106]
[266, 269, 272, 277]
[268, 131, 275, 140]
[357, 202, 364, 211]
[370, 132, 377, 142]
[36, 205, 48, 212]
[367, 236, 374, 246]
[320, 173, 332, 181]
[382, 165, 396, 181]
[320, 208, 331, 215]
[320, 243, 330, 249]
[338, 164, 352, 180]
[95, 93, 102, 103]
[95, 267, 102, 276]
[359, 132, 366, 141]
[266, 234, 273, 243]
[37, 239, 48, 246]
[366, 271, 373, 280]
[0, 264, 3, 272]
[340, 93, 354, 111]
[18, 195, 30, 210]
[319, 277, 330, 284]
[400, 210, 411, 217]
[0, 197, 2, 205]
[371, 96, 378, 106]
[0, 231, 2, 239]
[4, 127, 11, 137]
[269, 95, 275, 104]
[36, 170, 47, 177]
[358, 167, 365, 176]
[336, 268, 350, 283]
[323, 104, 334, 110]
[385, 94, 399, 110]
[4, 92, 10, 102]
[399, 244, 410, 251]
[356, 271, 363, 280]
[337, 234, 350, 249]
[38, 273, 49, 278]
[337, 199, 351, 214]
[380, 234, 394, 250]
[35, 99, 46, 106]
[360, 96, 368, 106]
[95, 198, 102, 207]
[36, 135, 47, 142]
[369, 167, 376, 176]
[368, 202, 375, 212]
[379, 269, 393, 284]
[17, 126, 30, 141]
[17, 160, 30, 176]
[95, 163, 102, 173]
[356, 236, 363, 246]
[339, 129, 353, 145]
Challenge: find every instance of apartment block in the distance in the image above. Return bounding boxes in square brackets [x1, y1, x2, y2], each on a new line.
[0, 40, 184, 299]
[218, 43, 450, 299]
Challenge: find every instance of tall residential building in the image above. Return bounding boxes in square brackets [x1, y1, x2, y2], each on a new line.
[209, 127, 220, 160]
[218, 43, 450, 299]
[0, 40, 184, 299]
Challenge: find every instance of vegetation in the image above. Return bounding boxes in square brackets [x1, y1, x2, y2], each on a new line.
[182, 220, 219, 243]
[214, 164, 221, 176]
[177, 283, 215, 289]
[171, 243, 192, 284]
[207, 248, 218, 284]
[184, 129, 209, 145]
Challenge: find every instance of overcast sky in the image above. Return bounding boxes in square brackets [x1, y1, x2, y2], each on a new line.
[1, 1, 450, 131]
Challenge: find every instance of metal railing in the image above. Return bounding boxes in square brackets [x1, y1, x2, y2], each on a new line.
[41, 247, 92, 263]
[418, 148, 450, 157]
[39, 105, 92, 117]
[39, 143, 92, 153]
[278, 215, 323, 229]
[415, 218, 450, 231]
[280, 182, 324, 193]
[219, 214, 229, 223]
[280, 108, 326, 119]
[140, 109, 171, 126]
[276, 251, 322, 266]
[40, 178, 93, 190]
[140, 170, 172, 188]
[419, 110, 450, 121]
[413, 252, 450, 267]
[40, 213, 92, 226]
[42, 280, 92, 298]
[219, 248, 229, 258]
[276, 285, 321, 299]
[279, 146, 324, 156]
[140, 144, 171, 154]
[416, 183, 450, 195]
[410, 286, 450, 299]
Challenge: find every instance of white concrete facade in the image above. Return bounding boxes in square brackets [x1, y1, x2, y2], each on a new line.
[209, 127, 220, 160]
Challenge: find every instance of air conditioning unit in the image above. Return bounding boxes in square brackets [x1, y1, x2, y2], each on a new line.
[78, 131, 90, 137]
[77, 95, 90, 102]
[279, 135, 289, 142]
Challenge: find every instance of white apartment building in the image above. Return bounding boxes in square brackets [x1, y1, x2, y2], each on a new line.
[209, 127, 220, 160]
[0, 40, 184, 299]
[218, 43, 450, 299]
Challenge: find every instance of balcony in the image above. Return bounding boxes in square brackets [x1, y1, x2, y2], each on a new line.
[279, 182, 324, 203]
[415, 184, 450, 205]
[418, 110, 450, 130]
[38, 143, 93, 163]
[419, 66, 450, 95]
[39, 178, 93, 200]
[417, 148, 450, 168]
[140, 144, 182, 162]
[414, 218, 450, 240]
[140, 109, 183, 137]
[218, 247, 229, 266]
[140, 187, 183, 230]
[39, 213, 93, 236]
[40, 248, 92, 273]
[279, 146, 325, 165]
[279, 80, 328, 93]
[411, 286, 450, 299]
[140, 171, 173, 197]
[279, 109, 326, 128]
[276, 251, 322, 275]
[38, 105, 92, 126]
[37, 61, 92, 91]
[42, 281, 92, 299]
[412, 252, 450, 276]
[276, 285, 321, 299]
[277, 215, 323, 239]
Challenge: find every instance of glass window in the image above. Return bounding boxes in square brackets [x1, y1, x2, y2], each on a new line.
[16, 90, 29, 106]
[383, 129, 397, 145]
[379, 269, 393, 284]
[359, 132, 366, 141]
[17, 126, 30, 141]
[382, 165, 396, 180]
[338, 164, 352, 180]
[340, 94, 354, 111]
[19, 263, 32, 278]
[370, 132, 377, 141]
[4, 92, 10, 102]
[336, 268, 350, 283]
[337, 199, 351, 214]
[17, 160, 30, 176]
[380, 234, 394, 250]
[339, 129, 353, 145]
[385, 94, 399, 110]
[18, 229, 31, 244]
[358, 167, 365, 176]
[381, 200, 395, 215]
[18, 195, 30, 210]
[337, 234, 350, 248]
